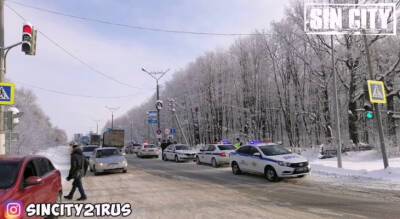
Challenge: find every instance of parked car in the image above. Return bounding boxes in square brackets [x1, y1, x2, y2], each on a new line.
[82, 145, 99, 159]
[162, 144, 197, 162]
[125, 143, 142, 154]
[230, 142, 310, 182]
[196, 144, 236, 167]
[89, 147, 128, 175]
[0, 155, 62, 219]
[137, 144, 160, 158]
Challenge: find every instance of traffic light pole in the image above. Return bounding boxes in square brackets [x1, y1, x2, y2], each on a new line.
[363, 33, 389, 168]
[331, 36, 343, 168]
[0, 1, 5, 155]
[141, 68, 169, 142]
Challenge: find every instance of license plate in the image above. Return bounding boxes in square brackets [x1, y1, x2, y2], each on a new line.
[296, 167, 307, 172]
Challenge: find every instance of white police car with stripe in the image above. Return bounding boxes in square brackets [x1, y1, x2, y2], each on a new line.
[229, 142, 310, 182]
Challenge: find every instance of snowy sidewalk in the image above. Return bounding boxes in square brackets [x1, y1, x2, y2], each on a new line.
[304, 149, 400, 190]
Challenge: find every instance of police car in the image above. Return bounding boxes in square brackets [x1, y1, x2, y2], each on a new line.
[196, 142, 236, 167]
[229, 141, 310, 182]
[162, 144, 197, 162]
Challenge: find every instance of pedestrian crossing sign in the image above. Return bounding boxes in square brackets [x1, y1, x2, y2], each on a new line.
[367, 80, 386, 104]
[0, 83, 15, 106]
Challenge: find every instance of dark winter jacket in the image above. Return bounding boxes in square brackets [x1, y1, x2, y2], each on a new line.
[67, 147, 86, 179]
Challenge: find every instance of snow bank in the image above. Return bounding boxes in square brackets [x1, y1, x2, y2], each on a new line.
[304, 149, 400, 189]
[36, 145, 70, 179]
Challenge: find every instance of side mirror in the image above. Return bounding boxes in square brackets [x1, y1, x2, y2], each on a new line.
[25, 176, 42, 187]
[253, 152, 261, 157]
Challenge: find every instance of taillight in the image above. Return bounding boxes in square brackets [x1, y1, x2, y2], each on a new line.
[219, 152, 226, 157]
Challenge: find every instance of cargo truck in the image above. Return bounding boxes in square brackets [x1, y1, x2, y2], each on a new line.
[89, 134, 101, 146]
[103, 129, 125, 150]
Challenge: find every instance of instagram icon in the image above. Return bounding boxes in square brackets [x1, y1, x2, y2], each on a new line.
[4, 201, 23, 219]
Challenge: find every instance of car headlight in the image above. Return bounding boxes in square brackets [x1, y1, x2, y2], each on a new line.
[98, 162, 104, 166]
[278, 161, 291, 167]
[121, 160, 127, 165]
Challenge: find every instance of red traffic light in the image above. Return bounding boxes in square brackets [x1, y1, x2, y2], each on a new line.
[23, 24, 32, 34]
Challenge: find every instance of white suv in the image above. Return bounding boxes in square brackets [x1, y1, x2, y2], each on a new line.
[229, 143, 310, 182]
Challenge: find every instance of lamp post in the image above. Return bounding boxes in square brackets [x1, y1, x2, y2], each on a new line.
[141, 67, 169, 140]
[105, 106, 119, 130]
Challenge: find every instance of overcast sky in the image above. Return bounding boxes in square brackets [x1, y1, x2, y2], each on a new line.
[4, 0, 290, 138]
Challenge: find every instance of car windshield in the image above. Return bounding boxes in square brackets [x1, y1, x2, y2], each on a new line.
[96, 149, 121, 158]
[144, 145, 157, 148]
[175, 145, 189, 150]
[0, 161, 20, 189]
[218, 145, 236, 150]
[82, 146, 97, 152]
[259, 145, 291, 156]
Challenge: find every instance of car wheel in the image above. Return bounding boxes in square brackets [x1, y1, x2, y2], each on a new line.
[231, 162, 242, 175]
[297, 175, 305, 178]
[93, 165, 99, 176]
[211, 158, 218, 168]
[123, 169, 127, 173]
[163, 154, 167, 161]
[175, 155, 179, 162]
[265, 166, 279, 182]
[196, 156, 201, 165]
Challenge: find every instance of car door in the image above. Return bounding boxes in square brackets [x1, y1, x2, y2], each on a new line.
[246, 147, 263, 174]
[165, 145, 174, 160]
[19, 160, 43, 207]
[34, 158, 60, 203]
[235, 146, 251, 171]
[198, 145, 207, 162]
[204, 145, 215, 164]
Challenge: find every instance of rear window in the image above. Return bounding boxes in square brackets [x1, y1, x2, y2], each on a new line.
[218, 145, 236, 150]
[144, 145, 157, 148]
[82, 146, 97, 152]
[0, 161, 20, 189]
[96, 149, 121, 158]
[175, 145, 189, 150]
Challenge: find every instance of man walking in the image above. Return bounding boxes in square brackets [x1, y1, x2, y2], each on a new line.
[64, 142, 87, 201]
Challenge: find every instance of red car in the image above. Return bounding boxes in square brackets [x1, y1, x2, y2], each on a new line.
[0, 155, 62, 219]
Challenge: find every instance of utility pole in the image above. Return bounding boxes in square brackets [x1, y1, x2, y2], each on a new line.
[331, 36, 343, 168]
[0, 0, 5, 155]
[363, 32, 389, 168]
[142, 67, 169, 141]
[93, 119, 100, 134]
[168, 98, 189, 145]
[105, 106, 119, 130]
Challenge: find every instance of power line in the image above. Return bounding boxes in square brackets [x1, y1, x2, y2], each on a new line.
[5, 0, 269, 36]
[15, 80, 146, 99]
[5, 4, 147, 90]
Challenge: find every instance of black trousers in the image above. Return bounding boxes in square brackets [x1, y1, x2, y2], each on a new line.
[68, 177, 87, 198]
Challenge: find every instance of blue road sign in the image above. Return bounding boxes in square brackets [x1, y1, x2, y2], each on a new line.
[147, 111, 158, 125]
[148, 119, 158, 125]
[170, 128, 176, 135]
[0, 83, 15, 106]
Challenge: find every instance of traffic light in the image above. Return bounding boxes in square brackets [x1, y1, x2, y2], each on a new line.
[364, 103, 374, 120]
[21, 23, 37, 55]
[5, 107, 23, 130]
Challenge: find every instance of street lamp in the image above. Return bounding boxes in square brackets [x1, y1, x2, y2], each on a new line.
[141, 67, 169, 137]
[105, 106, 120, 130]
[93, 119, 101, 134]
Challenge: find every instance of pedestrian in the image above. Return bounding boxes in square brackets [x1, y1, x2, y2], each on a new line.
[234, 138, 242, 149]
[160, 140, 168, 154]
[64, 142, 88, 201]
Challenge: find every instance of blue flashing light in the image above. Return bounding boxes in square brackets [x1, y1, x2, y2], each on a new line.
[249, 140, 263, 145]
[221, 139, 232, 144]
